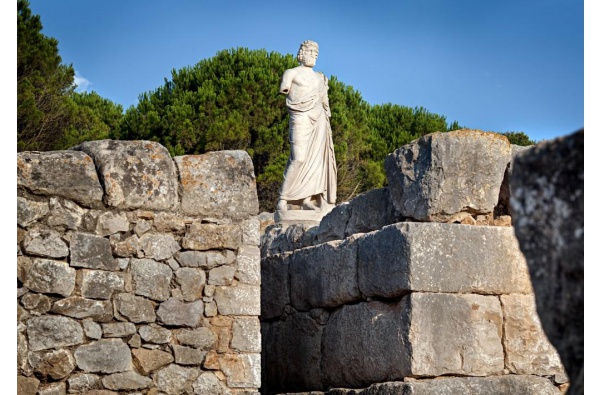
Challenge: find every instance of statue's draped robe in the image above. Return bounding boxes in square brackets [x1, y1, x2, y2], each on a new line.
[279, 73, 337, 204]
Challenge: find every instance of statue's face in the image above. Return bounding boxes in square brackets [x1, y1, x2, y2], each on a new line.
[299, 47, 318, 67]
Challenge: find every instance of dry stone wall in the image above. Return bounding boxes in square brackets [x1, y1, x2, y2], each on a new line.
[260, 130, 569, 395]
[17, 140, 261, 395]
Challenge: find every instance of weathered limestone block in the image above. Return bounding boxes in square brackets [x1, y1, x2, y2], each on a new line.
[21, 293, 52, 314]
[175, 267, 206, 301]
[231, 316, 261, 352]
[27, 315, 84, 351]
[182, 223, 242, 251]
[152, 364, 200, 395]
[28, 348, 75, 379]
[17, 255, 32, 284]
[174, 327, 217, 350]
[134, 218, 153, 236]
[24, 259, 76, 297]
[235, 245, 261, 285]
[131, 258, 172, 301]
[241, 217, 261, 246]
[495, 144, 531, 216]
[74, 140, 179, 210]
[384, 130, 511, 221]
[345, 187, 400, 236]
[81, 269, 125, 299]
[192, 371, 230, 395]
[17, 150, 104, 207]
[139, 233, 181, 260]
[214, 284, 260, 316]
[408, 293, 504, 377]
[262, 313, 324, 392]
[113, 293, 156, 323]
[315, 202, 350, 243]
[156, 297, 204, 327]
[74, 339, 132, 373]
[18, 375, 40, 395]
[51, 297, 113, 322]
[139, 324, 172, 344]
[290, 236, 360, 311]
[208, 265, 236, 286]
[357, 222, 531, 299]
[152, 212, 191, 233]
[175, 150, 259, 219]
[132, 348, 174, 375]
[17, 197, 49, 227]
[260, 253, 290, 320]
[46, 198, 85, 231]
[67, 373, 101, 393]
[70, 232, 118, 270]
[82, 319, 102, 340]
[501, 294, 565, 377]
[101, 322, 136, 337]
[112, 234, 141, 258]
[510, 129, 584, 394]
[358, 375, 561, 395]
[95, 211, 129, 236]
[23, 228, 69, 258]
[37, 382, 66, 395]
[172, 345, 207, 365]
[260, 223, 318, 257]
[102, 371, 153, 390]
[175, 249, 237, 269]
[321, 301, 411, 388]
[219, 353, 261, 388]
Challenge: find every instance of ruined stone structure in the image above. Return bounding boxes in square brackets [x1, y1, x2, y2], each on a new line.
[260, 130, 576, 395]
[17, 140, 261, 395]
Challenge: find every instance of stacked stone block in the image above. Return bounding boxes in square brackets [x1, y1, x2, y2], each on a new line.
[17, 140, 261, 395]
[261, 131, 567, 394]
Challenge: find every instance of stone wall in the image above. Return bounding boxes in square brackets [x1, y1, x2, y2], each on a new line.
[17, 140, 261, 395]
[260, 130, 569, 395]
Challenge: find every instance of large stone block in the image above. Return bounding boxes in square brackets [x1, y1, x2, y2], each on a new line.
[152, 364, 200, 395]
[219, 353, 261, 388]
[74, 140, 178, 210]
[501, 294, 565, 377]
[131, 258, 173, 301]
[510, 129, 583, 394]
[260, 253, 290, 320]
[357, 222, 531, 299]
[290, 237, 360, 310]
[384, 130, 511, 221]
[17, 151, 104, 207]
[175, 150, 259, 219]
[70, 232, 118, 270]
[27, 315, 84, 351]
[24, 258, 76, 297]
[214, 284, 260, 316]
[156, 297, 204, 327]
[74, 339, 132, 373]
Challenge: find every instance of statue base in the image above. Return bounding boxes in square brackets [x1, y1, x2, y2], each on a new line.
[274, 206, 333, 226]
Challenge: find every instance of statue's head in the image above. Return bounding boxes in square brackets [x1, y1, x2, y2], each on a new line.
[297, 40, 319, 67]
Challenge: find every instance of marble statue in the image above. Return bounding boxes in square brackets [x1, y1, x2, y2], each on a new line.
[275, 40, 337, 223]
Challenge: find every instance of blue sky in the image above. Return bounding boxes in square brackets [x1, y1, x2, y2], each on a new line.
[23, 1, 584, 143]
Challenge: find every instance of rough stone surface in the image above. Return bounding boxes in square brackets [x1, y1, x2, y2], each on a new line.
[384, 130, 511, 221]
[172, 344, 207, 365]
[18, 376, 40, 395]
[291, 237, 360, 311]
[208, 265, 236, 286]
[139, 324, 172, 344]
[214, 284, 260, 316]
[17, 150, 103, 207]
[51, 296, 113, 322]
[74, 140, 179, 210]
[82, 319, 102, 340]
[357, 222, 532, 298]
[131, 258, 173, 301]
[101, 322, 137, 337]
[182, 223, 242, 251]
[408, 293, 504, 377]
[219, 353, 261, 388]
[113, 293, 156, 323]
[27, 315, 84, 351]
[510, 129, 584, 394]
[74, 339, 132, 373]
[175, 267, 206, 301]
[175, 150, 259, 219]
[24, 258, 76, 297]
[17, 197, 49, 228]
[152, 364, 200, 395]
[174, 327, 217, 350]
[132, 348, 174, 375]
[231, 316, 261, 352]
[236, 245, 261, 285]
[37, 382, 66, 395]
[156, 297, 204, 327]
[47, 197, 86, 230]
[28, 348, 75, 379]
[95, 211, 130, 236]
[260, 223, 318, 257]
[260, 253, 290, 320]
[495, 144, 531, 217]
[102, 371, 153, 390]
[192, 371, 230, 395]
[70, 232, 118, 270]
[81, 270, 125, 299]
[23, 228, 69, 258]
[21, 292, 53, 314]
[139, 233, 181, 260]
[241, 217, 261, 246]
[501, 294, 565, 376]
[67, 373, 101, 393]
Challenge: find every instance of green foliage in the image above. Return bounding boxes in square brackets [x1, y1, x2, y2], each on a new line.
[501, 131, 536, 146]
[18, 0, 75, 151]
